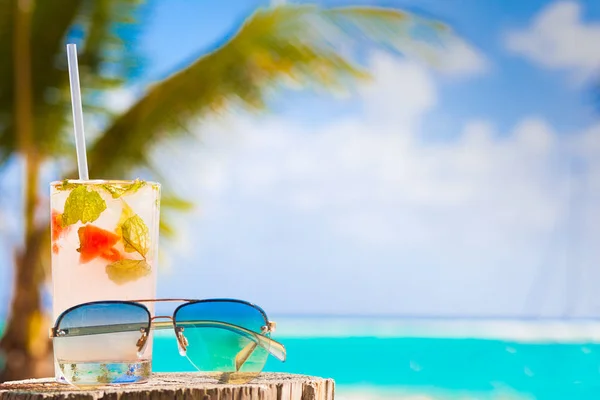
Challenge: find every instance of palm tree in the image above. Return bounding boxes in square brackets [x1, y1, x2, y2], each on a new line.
[0, 0, 450, 381]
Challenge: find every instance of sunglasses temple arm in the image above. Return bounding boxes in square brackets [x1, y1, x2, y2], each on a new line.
[52, 321, 286, 362]
[50, 322, 150, 337]
[233, 333, 287, 367]
[176, 320, 286, 362]
[50, 321, 190, 338]
[235, 342, 257, 371]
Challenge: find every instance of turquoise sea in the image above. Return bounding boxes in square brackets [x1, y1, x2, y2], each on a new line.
[3, 317, 600, 399]
[152, 317, 600, 400]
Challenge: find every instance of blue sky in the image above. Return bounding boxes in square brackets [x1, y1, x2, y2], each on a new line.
[1, 0, 600, 318]
[136, 0, 600, 135]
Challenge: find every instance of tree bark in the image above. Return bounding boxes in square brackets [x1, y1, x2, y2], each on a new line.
[0, 0, 53, 383]
[0, 225, 53, 382]
[0, 373, 335, 400]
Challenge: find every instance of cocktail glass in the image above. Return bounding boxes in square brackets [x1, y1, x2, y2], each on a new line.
[50, 179, 160, 385]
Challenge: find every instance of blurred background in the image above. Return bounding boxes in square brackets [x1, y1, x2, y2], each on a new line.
[1, 0, 600, 398]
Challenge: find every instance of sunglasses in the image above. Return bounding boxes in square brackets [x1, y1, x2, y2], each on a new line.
[49, 298, 286, 386]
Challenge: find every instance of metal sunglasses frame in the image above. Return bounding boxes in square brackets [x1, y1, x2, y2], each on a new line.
[49, 298, 286, 371]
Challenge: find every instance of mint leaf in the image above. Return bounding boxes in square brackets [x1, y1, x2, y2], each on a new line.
[105, 259, 151, 285]
[101, 179, 146, 199]
[121, 215, 150, 257]
[115, 201, 135, 238]
[100, 184, 121, 198]
[55, 179, 78, 191]
[123, 180, 146, 195]
[62, 186, 107, 226]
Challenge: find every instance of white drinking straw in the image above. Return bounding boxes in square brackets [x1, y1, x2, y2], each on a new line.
[66, 43, 89, 180]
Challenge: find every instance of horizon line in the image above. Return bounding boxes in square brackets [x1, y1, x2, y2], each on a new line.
[268, 313, 600, 321]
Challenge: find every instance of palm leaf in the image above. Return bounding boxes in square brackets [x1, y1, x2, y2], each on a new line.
[78, 0, 142, 79]
[0, 0, 84, 161]
[29, 0, 84, 156]
[157, 193, 194, 239]
[0, 0, 144, 167]
[0, 0, 14, 89]
[86, 4, 449, 178]
[0, 0, 16, 164]
[33, 0, 144, 158]
[161, 194, 194, 211]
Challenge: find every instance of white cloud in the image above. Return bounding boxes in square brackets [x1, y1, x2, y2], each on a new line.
[103, 87, 137, 113]
[159, 52, 600, 317]
[393, 33, 488, 78]
[361, 52, 436, 125]
[435, 39, 489, 77]
[504, 1, 600, 82]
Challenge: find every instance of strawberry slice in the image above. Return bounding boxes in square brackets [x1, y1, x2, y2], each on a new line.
[51, 210, 69, 241]
[100, 247, 123, 263]
[78, 225, 121, 264]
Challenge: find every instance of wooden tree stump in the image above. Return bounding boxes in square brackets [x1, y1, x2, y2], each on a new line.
[0, 372, 334, 400]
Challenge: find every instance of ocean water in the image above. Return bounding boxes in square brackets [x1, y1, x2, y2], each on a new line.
[3, 317, 600, 399]
[152, 317, 600, 400]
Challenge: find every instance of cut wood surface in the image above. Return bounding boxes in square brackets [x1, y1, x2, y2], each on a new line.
[0, 372, 334, 400]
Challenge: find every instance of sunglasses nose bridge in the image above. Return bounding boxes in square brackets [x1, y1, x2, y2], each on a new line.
[150, 315, 174, 322]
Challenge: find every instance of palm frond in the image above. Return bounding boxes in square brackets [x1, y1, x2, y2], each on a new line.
[159, 194, 195, 239]
[0, 0, 16, 164]
[30, 0, 83, 93]
[86, 4, 449, 178]
[161, 194, 195, 211]
[29, 0, 84, 158]
[32, 0, 144, 158]
[0, 0, 78, 165]
[78, 0, 144, 89]
[0, 0, 14, 84]
[0, 0, 145, 167]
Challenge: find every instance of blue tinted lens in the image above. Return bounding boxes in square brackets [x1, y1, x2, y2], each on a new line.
[174, 300, 269, 383]
[54, 302, 151, 386]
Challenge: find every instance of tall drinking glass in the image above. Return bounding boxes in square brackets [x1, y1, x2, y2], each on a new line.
[50, 179, 160, 384]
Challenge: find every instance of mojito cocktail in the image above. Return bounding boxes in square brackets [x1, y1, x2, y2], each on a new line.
[50, 179, 160, 385]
